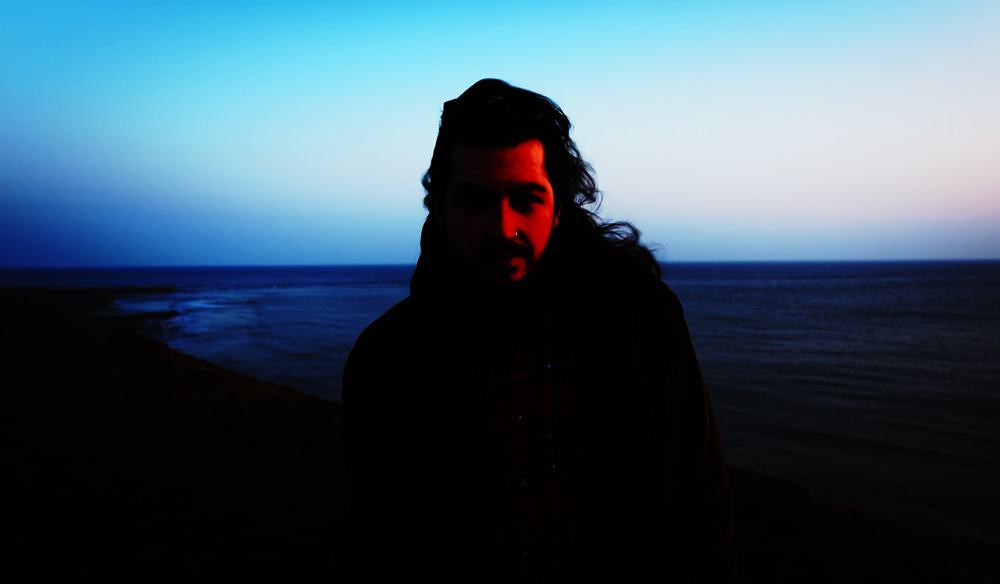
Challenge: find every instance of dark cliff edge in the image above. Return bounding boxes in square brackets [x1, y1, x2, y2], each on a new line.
[0, 287, 953, 582]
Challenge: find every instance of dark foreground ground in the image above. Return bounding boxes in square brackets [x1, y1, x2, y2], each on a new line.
[1, 288, 955, 582]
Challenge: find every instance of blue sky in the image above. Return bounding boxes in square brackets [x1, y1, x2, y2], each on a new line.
[1, 0, 998, 266]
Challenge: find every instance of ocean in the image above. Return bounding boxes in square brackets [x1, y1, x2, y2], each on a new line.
[661, 261, 1000, 581]
[3, 261, 998, 581]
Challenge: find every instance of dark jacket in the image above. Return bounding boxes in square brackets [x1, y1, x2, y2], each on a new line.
[342, 239, 737, 583]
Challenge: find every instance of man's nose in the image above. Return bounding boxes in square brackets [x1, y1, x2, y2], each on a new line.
[487, 199, 518, 240]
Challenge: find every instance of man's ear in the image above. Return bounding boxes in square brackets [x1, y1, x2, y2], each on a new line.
[553, 205, 560, 229]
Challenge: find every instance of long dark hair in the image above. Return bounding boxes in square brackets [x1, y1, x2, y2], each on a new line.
[421, 79, 660, 279]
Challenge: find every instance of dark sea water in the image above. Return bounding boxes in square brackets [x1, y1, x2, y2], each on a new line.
[660, 261, 1000, 583]
[3, 261, 998, 581]
[2, 265, 412, 400]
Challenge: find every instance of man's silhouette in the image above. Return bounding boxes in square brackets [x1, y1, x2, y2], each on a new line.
[343, 79, 736, 582]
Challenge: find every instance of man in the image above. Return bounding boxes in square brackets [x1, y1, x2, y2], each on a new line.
[343, 79, 736, 582]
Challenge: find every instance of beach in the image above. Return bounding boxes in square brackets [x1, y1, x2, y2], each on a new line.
[3, 287, 340, 580]
[1, 285, 957, 582]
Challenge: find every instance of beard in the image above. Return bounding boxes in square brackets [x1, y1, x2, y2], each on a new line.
[474, 239, 533, 270]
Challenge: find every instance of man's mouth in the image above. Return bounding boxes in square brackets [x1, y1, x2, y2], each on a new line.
[479, 242, 530, 263]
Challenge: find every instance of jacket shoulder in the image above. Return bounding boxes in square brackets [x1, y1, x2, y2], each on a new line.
[648, 277, 684, 312]
[597, 266, 685, 322]
[353, 296, 415, 343]
[353, 295, 437, 349]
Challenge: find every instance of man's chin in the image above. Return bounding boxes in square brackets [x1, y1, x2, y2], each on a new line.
[477, 271, 525, 288]
[471, 263, 530, 291]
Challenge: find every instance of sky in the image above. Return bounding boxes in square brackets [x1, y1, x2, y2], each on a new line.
[1, 0, 998, 267]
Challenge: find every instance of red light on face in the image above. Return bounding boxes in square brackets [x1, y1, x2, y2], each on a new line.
[439, 139, 558, 289]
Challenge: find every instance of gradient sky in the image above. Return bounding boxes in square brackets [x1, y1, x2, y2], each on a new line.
[2, 0, 998, 267]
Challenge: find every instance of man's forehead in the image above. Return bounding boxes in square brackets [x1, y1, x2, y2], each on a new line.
[451, 138, 544, 162]
[448, 138, 548, 185]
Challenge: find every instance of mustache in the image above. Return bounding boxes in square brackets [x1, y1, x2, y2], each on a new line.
[475, 240, 532, 262]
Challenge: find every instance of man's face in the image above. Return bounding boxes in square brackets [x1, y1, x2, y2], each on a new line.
[437, 138, 559, 289]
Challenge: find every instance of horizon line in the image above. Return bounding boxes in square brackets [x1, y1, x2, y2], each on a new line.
[3, 258, 1000, 271]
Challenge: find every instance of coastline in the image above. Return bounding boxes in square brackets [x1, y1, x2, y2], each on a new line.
[0, 286, 954, 582]
[2, 287, 342, 580]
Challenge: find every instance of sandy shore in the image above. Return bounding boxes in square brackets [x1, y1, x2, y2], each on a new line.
[1, 287, 953, 582]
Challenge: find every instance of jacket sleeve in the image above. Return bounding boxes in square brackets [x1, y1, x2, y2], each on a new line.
[341, 326, 404, 581]
[662, 284, 738, 583]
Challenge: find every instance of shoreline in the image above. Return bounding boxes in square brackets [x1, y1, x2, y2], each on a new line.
[0, 286, 955, 581]
[2, 286, 341, 580]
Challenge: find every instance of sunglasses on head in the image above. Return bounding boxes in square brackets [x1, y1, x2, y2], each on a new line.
[443, 95, 546, 119]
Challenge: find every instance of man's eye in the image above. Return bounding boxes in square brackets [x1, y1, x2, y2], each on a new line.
[454, 192, 491, 210]
[511, 194, 542, 211]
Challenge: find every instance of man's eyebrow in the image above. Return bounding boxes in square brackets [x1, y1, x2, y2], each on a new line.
[449, 181, 493, 195]
[449, 180, 548, 193]
[511, 182, 548, 194]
